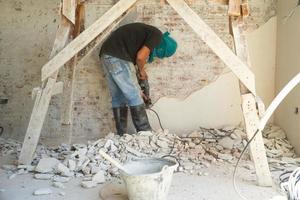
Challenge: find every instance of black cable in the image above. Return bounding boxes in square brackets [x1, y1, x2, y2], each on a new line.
[233, 129, 260, 200]
[0, 127, 3, 136]
[147, 108, 164, 131]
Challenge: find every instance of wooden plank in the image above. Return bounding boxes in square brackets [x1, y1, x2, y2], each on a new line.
[18, 15, 73, 165]
[241, 1, 250, 17]
[41, 0, 139, 82]
[241, 94, 273, 186]
[19, 78, 57, 164]
[52, 81, 64, 96]
[77, 5, 135, 63]
[63, 0, 77, 24]
[228, 0, 241, 16]
[167, 0, 256, 95]
[231, 18, 272, 186]
[61, 3, 85, 125]
[212, 0, 229, 5]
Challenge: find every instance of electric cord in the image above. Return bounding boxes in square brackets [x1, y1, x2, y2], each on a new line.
[147, 107, 165, 132]
[233, 129, 260, 200]
[233, 73, 300, 200]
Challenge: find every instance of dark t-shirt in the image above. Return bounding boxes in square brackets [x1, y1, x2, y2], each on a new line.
[100, 23, 163, 64]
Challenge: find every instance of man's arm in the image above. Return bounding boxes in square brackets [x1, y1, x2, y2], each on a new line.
[136, 45, 151, 80]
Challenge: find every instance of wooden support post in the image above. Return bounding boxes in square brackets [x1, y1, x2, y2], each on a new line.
[231, 18, 272, 186]
[228, 0, 241, 16]
[60, 2, 85, 144]
[166, 0, 256, 94]
[212, 0, 229, 5]
[63, 0, 76, 24]
[41, 0, 139, 82]
[241, 0, 250, 17]
[18, 9, 75, 165]
[77, 5, 136, 63]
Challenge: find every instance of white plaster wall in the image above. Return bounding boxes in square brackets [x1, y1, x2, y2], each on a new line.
[148, 73, 243, 135]
[247, 17, 277, 109]
[275, 0, 300, 155]
[148, 17, 277, 135]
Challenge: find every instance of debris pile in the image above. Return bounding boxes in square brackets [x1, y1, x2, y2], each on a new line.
[0, 124, 298, 189]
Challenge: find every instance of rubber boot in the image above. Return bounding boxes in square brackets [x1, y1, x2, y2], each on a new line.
[112, 106, 128, 136]
[130, 104, 152, 132]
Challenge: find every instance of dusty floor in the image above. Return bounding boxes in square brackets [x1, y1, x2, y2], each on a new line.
[0, 154, 284, 200]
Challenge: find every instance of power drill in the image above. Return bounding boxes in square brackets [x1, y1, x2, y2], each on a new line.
[138, 79, 152, 108]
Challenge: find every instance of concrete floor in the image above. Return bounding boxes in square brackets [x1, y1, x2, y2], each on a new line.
[0, 154, 285, 200]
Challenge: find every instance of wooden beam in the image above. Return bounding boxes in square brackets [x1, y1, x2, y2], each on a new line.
[212, 0, 229, 5]
[63, 0, 77, 24]
[241, 94, 273, 186]
[41, 0, 139, 82]
[77, 5, 135, 63]
[61, 3, 85, 126]
[18, 15, 73, 165]
[19, 78, 57, 164]
[166, 0, 256, 95]
[52, 81, 64, 96]
[228, 0, 241, 16]
[231, 18, 272, 186]
[241, 0, 250, 17]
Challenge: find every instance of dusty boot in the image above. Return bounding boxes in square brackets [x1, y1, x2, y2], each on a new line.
[112, 106, 128, 136]
[130, 104, 152, 132]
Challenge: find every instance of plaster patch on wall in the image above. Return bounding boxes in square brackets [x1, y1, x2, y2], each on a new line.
[148, 72, 243, 134]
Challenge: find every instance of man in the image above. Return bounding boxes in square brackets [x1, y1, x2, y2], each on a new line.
[100, 23, 177, 136]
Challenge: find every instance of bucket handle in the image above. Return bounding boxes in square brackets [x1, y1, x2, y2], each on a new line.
[161, 155, 181, 171]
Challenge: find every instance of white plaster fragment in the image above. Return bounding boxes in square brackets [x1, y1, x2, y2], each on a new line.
[33, 188, 52, 195]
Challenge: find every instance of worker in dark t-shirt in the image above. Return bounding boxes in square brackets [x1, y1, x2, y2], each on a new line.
[99, 23, 177, 136]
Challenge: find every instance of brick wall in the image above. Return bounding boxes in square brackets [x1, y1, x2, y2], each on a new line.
[0, 0, 276, 143]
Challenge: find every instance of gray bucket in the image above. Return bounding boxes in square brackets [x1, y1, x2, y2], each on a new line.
[121, 158, 178, 200]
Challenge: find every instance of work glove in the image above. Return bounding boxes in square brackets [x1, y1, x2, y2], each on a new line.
[138, 79, 152, 108]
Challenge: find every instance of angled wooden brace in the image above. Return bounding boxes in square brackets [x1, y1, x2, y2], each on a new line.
[41, 0, 139, 82]
[166, 0, 256, 95]
[18, 2, 76, 165]
[231, 17, 272, 186]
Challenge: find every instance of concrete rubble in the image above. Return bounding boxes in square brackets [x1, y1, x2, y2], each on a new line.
[33, 188, 53, 196]
[0, 124, 299, 192]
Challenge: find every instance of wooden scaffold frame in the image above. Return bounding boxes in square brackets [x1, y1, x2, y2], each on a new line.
[19, 0, 273, 186]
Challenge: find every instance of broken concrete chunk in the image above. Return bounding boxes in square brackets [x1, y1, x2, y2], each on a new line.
[34, 173, 54, 180]
[81, 181, 97, 188]
[139, 131, 153, 136]
[59, 191, 66, 196]
[156, 140, 169, 148]
[92, 170, 106, 184]
[35, 158, 60, 173]
[218, 137, 234, 149]
[56, 163, 73, 177]
[53, 176, 71, 183]
[52, 182, 65, 189]
[218, 154, 233, 161]
[33, 188, 52, 195]
[8, 174, 17, 180]
[68, 160, 76, 171]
